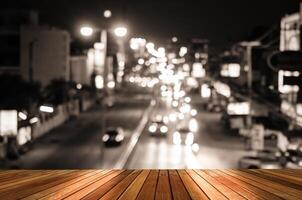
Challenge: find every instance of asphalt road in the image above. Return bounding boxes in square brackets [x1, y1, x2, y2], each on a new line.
[126, 96, 250, 169]
[5, 85, 250, 169]
[5, 94, 150, 169]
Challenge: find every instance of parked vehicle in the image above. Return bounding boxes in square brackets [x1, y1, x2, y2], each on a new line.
[238, 150, 284, 169]
[239, 142, 302, 169]
[284, 143, 302, 169]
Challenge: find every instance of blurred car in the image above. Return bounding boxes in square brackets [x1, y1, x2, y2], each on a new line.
[102, 128, 125, 147]
[238, 150, 284, 169]
[148, 115, 168, 136]
[173, 127, 194, 146]
[221, 112, 246, 132]
[284, 143, 302, 169]
[206, 102, 222, 112]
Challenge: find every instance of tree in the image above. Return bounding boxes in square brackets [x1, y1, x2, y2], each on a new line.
[0, 74, 41, 111]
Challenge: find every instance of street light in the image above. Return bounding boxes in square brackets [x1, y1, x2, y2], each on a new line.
[39, 105, 54, 113]
[172, 37, 178, 43]
[103, 10, 112, 18]
[114, 26, 128, 38]
[80, 26, 94, 37]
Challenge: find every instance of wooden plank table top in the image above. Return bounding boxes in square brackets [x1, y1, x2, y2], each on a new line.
[0, 169, 301, 200]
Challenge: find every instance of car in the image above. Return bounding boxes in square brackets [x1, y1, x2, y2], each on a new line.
[148, 121, 168, 136]
[284, 143, 302, 169]
[238, 150, 284, 169]
[102, 128, 124, 147]
[148, 115, 169, 136]
[173, 127, 194, 146]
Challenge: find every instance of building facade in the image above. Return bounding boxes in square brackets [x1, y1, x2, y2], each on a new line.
[20, 25, 70, 87]
[280, 13, 301, 51]
[0, 9, 38, 75]
[70, 55, 93, 85]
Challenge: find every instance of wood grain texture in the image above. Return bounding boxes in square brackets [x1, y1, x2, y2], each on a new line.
[119, 170, 150, 200]
[178, 170, 209, 200]
[0, 169, 300, 200]
[136, 170, 159, 200]
[168, 170, 190, 200]
[155, 170, 172, 200]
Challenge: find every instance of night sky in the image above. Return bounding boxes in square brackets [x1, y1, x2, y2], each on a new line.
[2, 0, 301, 47]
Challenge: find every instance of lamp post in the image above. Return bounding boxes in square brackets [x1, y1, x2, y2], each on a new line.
[80, 16, 128, 156]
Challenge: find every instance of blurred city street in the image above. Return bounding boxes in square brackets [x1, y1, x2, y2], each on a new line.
[3, 86, 250, 169]
[0, 1, 302, 171]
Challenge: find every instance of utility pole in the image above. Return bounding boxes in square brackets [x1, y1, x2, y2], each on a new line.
[28, 40, 36, 83]
[101, 30, 108, 154]
[300, 2, 302, 49]
[240, 41, 261, 129]
[100, 12, 109, 157]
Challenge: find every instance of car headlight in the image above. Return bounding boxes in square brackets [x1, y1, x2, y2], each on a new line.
[190, 109, 197, 116]
[115, 134, 124, 142]
[184, 97, 191, 103]
[149, 125, 157, 133]
[163, 116, 169, 124]
[102, 134, 109, 142]
[160, 125, 168, 133]
[172, 101, 179, 107]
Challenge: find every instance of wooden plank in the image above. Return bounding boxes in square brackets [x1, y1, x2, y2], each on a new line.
[227, 169, 302, 200]
[216, 170, 282, 200]
[275, 169, 302, 178]
[64, 170, 123, 200]
[99, 170, 141, 200]
[0, 170, 76, 199]
[136, 170, 159, 200]
[286, 169, 302, 174]
[204, 170, 258, 200]
[0, 170, 49, 182]
[0, 169, 300, 199]
[168, 170, 190, 200]
[39, 170, 113, 200]
[263, 170, 302, 181]
[195, 170, 246, 200]
[118, 170, 150, 200]
[259, 169, 302, 185]
[0, 170, 41, 178]
[227, 170, 302, 199]
[274, 169, 302, 177]
[0, 171, 57, 189]
[186, 170, 228, 200]
[155, 170, 172, 200]
[0, 170, 69, 190]
[22, 170, 100, 199]
[248, 170, 302, 191]
[178, 170, 209, 200]
[81, 170, 133, 200]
